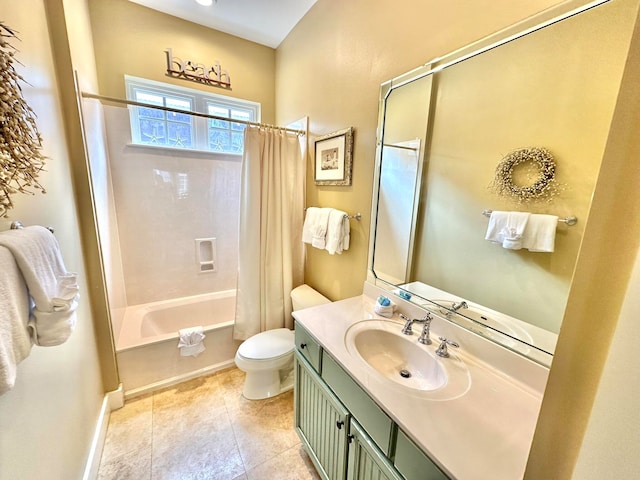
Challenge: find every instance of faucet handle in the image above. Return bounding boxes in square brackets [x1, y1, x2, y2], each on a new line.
[436, 337, 459, 358]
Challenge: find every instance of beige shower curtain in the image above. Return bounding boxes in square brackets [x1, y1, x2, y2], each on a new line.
[233, 126, 305, 340]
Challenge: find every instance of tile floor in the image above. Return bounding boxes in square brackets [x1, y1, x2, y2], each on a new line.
[98, 367, 321, 480]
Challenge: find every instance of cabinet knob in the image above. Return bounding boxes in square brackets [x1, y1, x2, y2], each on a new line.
[348, 434, 355, 443]
[336, 420, 344, 430]
[300, 343, 307, 349]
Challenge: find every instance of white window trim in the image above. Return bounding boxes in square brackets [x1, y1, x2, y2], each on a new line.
[125, 75, 261, 155]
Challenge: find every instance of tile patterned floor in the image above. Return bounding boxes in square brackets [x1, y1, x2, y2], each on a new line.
[98, 367, 321, 480]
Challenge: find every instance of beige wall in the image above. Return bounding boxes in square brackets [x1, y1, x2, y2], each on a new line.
[277, 0, 640, 478]
[572, 245, 640, 478]
[0, 0, 106, 478]
[88, 0, 276, 124]
[276, 0, 568, 301]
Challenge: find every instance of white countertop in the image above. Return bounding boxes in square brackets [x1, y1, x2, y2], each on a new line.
[293, 289, 548, 480]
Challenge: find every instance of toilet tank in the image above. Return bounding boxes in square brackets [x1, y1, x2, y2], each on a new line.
[291, 284, 331, 310]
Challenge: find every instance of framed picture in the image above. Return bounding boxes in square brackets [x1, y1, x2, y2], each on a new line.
[314, 127, 354, 186]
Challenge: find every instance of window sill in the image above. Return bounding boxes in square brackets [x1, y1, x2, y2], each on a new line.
[125, 142, 243, 158]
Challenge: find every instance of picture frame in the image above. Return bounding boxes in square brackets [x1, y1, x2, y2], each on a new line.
[314, 127, 354, 186]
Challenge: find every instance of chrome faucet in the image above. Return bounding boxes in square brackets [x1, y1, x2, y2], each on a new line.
[446, 300, 468, 319]
[436, 337, 459, 358]
[399, 313, 432, 336]
[451, 300, 468, 312]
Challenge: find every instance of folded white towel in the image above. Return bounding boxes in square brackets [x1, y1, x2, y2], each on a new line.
[302, 207, 333, 250]
[0, 226, 79, 346]
[0, 247, 32, 395]
[302, 207, 319, 244]
[325, 209, 350, 255]
[522, 214, 558, 252]
[178, 326, 206, 357]
[485, 211, 531, 250]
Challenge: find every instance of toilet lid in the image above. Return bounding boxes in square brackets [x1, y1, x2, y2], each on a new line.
[237, 328, 294, 360]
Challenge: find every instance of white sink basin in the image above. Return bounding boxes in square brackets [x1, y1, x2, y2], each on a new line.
[344, 319, 471, 399]
[351, 328, 446, 391]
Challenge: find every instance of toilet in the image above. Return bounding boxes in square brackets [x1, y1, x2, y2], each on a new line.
[234, 284, 330, 400]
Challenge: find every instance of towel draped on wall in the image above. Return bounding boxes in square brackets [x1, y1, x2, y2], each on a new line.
[0, 225, 79, 394]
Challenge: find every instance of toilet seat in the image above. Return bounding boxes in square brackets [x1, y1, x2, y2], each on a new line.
[236, 328, 294, 361]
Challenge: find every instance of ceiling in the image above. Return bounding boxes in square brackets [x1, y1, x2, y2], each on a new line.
[128, 0, 318, 48]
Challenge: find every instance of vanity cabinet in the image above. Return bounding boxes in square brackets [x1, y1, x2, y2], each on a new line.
[294, 324, 450, 480]
[348, 419, 403, 480]
[295, 352, 349, 479]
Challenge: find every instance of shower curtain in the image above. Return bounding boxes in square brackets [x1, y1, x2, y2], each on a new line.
[233, 126, 305, 340]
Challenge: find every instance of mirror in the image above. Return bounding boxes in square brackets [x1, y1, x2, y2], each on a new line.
[370, 0, 637, 365]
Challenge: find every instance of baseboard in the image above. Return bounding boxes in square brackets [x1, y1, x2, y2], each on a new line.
[124, 359, 236, 400]
[82, 383, 124, 480]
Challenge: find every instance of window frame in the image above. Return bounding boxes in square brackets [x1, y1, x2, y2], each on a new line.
[125, 75, 261, 155]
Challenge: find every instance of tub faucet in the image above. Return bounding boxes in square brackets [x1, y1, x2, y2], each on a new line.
[451, 300, 468, 312]
[400, 313, 432, 336]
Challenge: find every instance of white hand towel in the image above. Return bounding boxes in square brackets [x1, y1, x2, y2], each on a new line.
[0, 226, 79, 346]
[0, 247, 32, 395]
[178, 326, 206, 357]
[325, 209, 350, 255]
[309, 208, 332, 249]
[522, 214, 558, 252]
[302, 207, 319, 244]
[485, 211, 530, 250]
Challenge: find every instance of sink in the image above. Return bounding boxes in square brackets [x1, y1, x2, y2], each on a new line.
[428, 300, 534, 347]
[344, 319, 470, 399]
[351, 328, 447, 391]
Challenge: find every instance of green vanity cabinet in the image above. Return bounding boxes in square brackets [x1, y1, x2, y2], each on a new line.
[394, 430, 449, 480]
[295, 351, 349, 480]
[347, 419, 404, 480]
[294, 324, 451, 480]
[295, 325, 322, 371]
[321, 353, 394, 455]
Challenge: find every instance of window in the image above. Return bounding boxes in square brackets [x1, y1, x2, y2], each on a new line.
[126, 76, 260, 154]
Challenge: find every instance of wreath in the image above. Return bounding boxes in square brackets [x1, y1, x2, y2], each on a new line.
[489, 147, 559, 203]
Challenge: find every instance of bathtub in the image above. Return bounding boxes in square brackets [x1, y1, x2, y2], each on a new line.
[115, 290, 240, 397]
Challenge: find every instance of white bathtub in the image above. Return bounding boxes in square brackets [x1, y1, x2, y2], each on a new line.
[115, 290, 240, 397]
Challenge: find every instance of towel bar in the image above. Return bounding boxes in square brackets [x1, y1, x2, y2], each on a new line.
[482, 210, 577, 226]
[8, 220, 55, 234]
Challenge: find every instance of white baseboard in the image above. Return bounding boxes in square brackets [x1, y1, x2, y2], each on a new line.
[82, 383, 124, 480]
[124, 359, 236, 400]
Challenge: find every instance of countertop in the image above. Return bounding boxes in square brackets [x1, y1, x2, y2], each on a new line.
[293, 290, 547, 480]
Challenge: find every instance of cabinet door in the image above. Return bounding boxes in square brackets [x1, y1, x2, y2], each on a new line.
[347, 420, 404, 480]
[295, 352, 349, 480]
[394, 430, 450, 480]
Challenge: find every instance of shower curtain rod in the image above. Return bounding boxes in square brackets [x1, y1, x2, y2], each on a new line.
[80, 92, 307, 136]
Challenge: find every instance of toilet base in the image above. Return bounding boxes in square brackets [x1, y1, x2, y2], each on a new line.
[242, 367, 294, 400]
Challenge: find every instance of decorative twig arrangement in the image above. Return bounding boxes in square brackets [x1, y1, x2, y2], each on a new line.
[489, 147, 560, 204]
[0, 23, 47, 217]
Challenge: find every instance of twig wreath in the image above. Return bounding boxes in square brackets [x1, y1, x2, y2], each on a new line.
[489, 147, 560, 203]
[0, 23, 47, 218]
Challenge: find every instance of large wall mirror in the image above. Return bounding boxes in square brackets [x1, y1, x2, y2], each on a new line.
[370, 0, 637, 365]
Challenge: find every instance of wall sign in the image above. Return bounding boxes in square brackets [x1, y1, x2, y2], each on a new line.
[165, 48, 231, 89]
